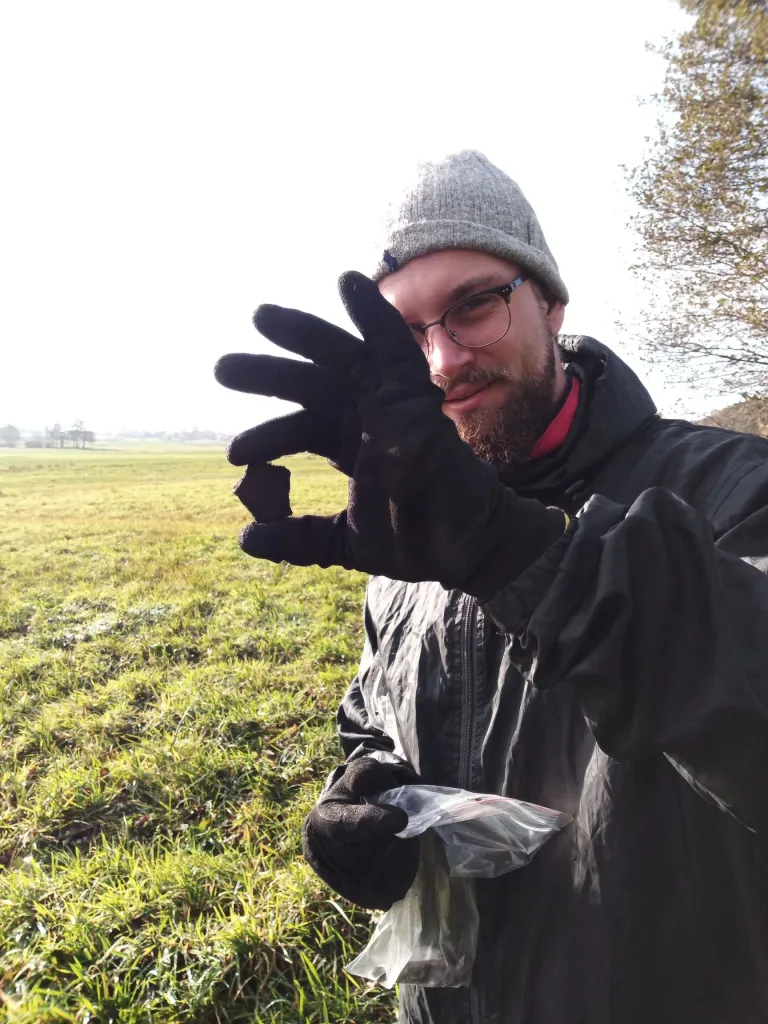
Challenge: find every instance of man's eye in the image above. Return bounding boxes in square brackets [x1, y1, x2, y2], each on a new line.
[453, 294, 495, 316]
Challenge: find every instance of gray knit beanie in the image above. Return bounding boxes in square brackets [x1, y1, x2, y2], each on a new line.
[372, 150, 568, 305]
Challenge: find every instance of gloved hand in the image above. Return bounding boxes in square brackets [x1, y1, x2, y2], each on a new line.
[214, 340, 361, 476]
[302, 757, 421, 911]
[216, 271, 568, 601]
[215, 335, 362, 524]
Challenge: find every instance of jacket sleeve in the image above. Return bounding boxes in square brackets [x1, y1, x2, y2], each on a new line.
[328, 593, 414, 789]
[484, 474, 768, 834]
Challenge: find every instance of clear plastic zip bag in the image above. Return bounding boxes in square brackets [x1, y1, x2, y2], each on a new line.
[345, 785, 570, 989]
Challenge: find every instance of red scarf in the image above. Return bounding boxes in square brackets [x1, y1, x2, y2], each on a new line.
[530, 376, 581, 460]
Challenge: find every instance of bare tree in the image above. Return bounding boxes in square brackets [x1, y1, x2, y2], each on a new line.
[71, 420, 86, 448]
[0, 424, 20, 447]
[46, 423, 64, 449]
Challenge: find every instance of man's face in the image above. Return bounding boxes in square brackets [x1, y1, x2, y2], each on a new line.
[378, 250, 567, 475]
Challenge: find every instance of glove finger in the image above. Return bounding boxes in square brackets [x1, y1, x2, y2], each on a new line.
[238, 511, 356, 569]
[339, 271, 436, 394]
[302, 811, 418, 910]
[214, 353, 347, 417]
[315, 800, 408, 841]
[254, 305, 377, 394]
[334, 757, 408, 798]
[226, 410, 343, 467]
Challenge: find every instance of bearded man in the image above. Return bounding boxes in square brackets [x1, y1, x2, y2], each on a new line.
[215, 151, 768, 1024]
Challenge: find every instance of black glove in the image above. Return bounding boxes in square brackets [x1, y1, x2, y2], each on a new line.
[302, 757, 420, 911]
[216, 272, 568, 601]
[214, 322, 363, 474]
[214, 342, 362, 523]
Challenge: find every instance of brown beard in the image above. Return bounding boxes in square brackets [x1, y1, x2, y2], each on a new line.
[434, 341, 559, 482]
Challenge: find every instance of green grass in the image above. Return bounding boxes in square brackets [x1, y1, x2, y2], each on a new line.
[0, 447, 394, 1023]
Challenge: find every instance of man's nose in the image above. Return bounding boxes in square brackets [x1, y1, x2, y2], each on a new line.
[425, 326, 476, 380]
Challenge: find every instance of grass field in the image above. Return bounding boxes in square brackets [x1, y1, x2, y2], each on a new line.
[0, 446, 395, 1023]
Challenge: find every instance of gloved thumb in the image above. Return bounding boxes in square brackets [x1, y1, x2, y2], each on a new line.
[238, 512, 357, 570]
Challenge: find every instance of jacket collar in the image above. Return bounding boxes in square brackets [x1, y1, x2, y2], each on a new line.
[511, 336, 658, 499]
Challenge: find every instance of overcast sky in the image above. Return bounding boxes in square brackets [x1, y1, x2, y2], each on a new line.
[2, 0, 703, 436]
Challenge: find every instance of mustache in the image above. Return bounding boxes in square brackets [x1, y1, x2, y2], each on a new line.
[431, 365, 515, 394]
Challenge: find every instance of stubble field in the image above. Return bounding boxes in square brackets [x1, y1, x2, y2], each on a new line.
[0, 446, 393, 1023]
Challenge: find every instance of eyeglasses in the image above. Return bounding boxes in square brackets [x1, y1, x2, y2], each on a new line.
[408, 275, 528, 350]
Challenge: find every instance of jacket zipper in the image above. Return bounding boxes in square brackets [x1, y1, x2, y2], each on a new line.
[458, 595, 481, 1024]
[458, 594, 477, 791]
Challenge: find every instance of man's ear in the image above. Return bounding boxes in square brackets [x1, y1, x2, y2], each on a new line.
[546, 300, 566, 336]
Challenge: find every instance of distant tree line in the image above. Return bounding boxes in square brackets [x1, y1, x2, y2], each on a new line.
[0, 422, 95, 448]
[0, 424, 228, 448]
[117, 428, 230, 443]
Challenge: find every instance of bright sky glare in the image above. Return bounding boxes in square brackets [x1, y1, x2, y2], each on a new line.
[1, 0, 702, 437]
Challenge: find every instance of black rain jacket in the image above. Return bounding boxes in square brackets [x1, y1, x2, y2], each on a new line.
[331, 337, 768, 1024]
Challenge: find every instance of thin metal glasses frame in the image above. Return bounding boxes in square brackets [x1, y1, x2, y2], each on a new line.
[408, 274, 529, 350]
